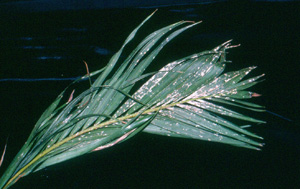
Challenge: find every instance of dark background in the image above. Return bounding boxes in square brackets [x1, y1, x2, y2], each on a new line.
[0, 1, 299, 188]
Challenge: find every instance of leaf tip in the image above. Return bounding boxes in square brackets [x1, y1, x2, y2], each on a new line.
[151, 9, 158, 15]
[0, 140, 8, 168]
[251, 93, 261, 97]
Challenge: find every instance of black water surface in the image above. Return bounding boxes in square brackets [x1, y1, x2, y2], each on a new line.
[0, 1, 299, 188]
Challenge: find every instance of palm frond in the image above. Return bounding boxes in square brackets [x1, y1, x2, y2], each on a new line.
[0, 11, 265, 189]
